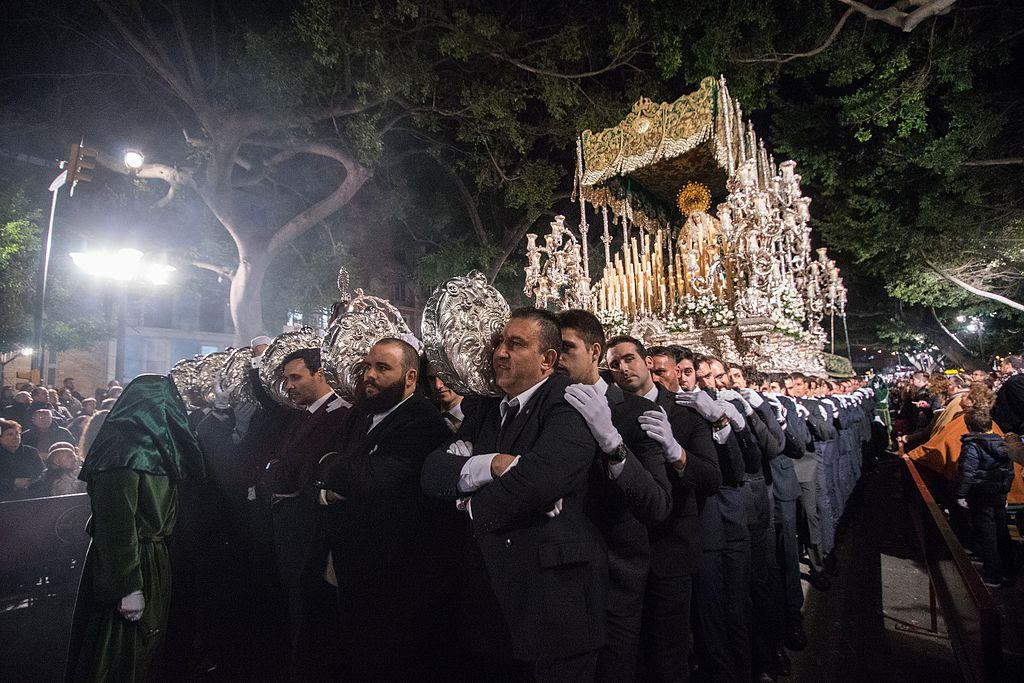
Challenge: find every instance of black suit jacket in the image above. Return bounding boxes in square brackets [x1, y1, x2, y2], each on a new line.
[318, 394, 462, 655]
[421, 374, 607, 662]
[649, 386, 721, 576]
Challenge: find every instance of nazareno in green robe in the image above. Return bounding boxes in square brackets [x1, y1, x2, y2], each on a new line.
[66, 374, 204, 682]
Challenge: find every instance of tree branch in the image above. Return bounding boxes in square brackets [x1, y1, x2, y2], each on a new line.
[487, 47, 639, 80]
[264, 143, 372, 257]
[192, 260, 233, 279]
[839, 0, 957, 33]
[963, 157, 1024, 167]
[92, 149, 193, 207]
[734, 8, 856, 63]
[930, 306, 970, 352]
[924, 255, 1024, 312]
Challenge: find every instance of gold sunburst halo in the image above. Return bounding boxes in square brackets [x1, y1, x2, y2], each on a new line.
[676, 182, 711, 215]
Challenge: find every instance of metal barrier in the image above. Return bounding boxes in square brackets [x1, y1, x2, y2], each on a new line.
[900, 455, 1003, 681]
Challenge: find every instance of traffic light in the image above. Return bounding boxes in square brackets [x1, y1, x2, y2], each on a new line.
[67, 141, 97, 196]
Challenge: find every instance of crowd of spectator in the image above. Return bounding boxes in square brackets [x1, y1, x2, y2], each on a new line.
[0, 376, 121, 500]
[898, 358, 1024, 589]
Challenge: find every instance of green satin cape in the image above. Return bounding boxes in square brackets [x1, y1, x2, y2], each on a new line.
[79, 374, 205, 482]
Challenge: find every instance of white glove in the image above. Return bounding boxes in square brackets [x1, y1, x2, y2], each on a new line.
[718, 399, 746, 431]
[675, 390, 725, 422]
[447, 440, 473, 457]
[956, 498, 968, 509]
[118, 590, 145, 622]
[795, 403, 810, 419]
[212, 377, 231, 410]
[739, 388, 764, 409]
[565, 384, 622, 454]
[718, 388, 753, 415]
[638, 408, 684, 463]
[545, 498, 563, 518]
[765, 395, 786, 424]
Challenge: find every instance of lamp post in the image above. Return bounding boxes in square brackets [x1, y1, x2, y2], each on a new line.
[70, 248, 174, 382]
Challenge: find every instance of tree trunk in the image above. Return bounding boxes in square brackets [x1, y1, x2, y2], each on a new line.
[229, 247, 271, 346]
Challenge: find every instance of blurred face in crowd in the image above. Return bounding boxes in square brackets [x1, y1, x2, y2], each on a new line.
[678, 358, 698, 391]
[768, 379, 783, 393]
[64, 378, 76, 391]
[790, 376, 808, 398]
[282, 357, 329, 407]
[606, 341, 653, 396]
[32, 409, 53, 430]
[361, 341, 416, 413]
[48, 389, 60, 405]
[107, 386, 123, 399]
[2, 387, 13, 403]
[491, 317, 557, 398]
[49, 447, 78, 471]
[649, 353, 681, 393]
[81, 398, 96, 415]
[253, 343, 269, 356]
[557, 327, 601, 385]
[708, 360, 731, 390]
[13, 392, 30, 405]
[971, 369, 990, 383]
[911, 373, 928, 389]
[31, 387, 48, 403]
[728, 367, 747, 389]
[1, 425, 21, 452]
[425, 363, 461, 410]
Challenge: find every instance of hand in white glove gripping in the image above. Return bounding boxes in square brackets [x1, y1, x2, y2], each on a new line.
[764, 394, 787, 425]
[118, 590, 145, 622]
[717, 388, 753, 415]
[675, 390, 726, 422]
[638, 408, 684, 464]
[565, 384, 622, 453]
[717, 399, 747, 431]
[738, 388, 764, 409]
[794, 403, 810, 419]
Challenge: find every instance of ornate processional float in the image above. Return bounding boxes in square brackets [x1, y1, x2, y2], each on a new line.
[523, 76, 848, 375]
[173, 77, 855, 407]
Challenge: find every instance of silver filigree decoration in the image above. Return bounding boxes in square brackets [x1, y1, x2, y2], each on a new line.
[321, 290, 412, 400]
[218, 346, 256, 409]
[258, 326, 322, 410]
[195, 349, 233, 407]
[422, 271, 508, 397]
[169, 357, 202, 408]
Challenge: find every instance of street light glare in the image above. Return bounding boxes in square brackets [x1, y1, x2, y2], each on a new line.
[20, 347, 33, 356]
[71, 248, 147, 281]
[124, 149, 145, 169]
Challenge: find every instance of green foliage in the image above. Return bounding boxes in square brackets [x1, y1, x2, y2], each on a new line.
[0, 187, 41, 351]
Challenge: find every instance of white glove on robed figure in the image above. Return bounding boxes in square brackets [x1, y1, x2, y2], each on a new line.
[119, 590, 144, 622]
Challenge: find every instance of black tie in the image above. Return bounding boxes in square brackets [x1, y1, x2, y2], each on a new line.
[497, 401, 519, 447]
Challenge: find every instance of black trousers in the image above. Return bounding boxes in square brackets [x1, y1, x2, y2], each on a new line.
[598, 536, 649, 681]
[639, 571, 693, 682]
[773, 492, 803, 628]
[968, 497, 1015, 583]
[746, 476, 784, 670]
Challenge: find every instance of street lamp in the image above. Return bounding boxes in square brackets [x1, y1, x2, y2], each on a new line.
[70, 248, 174, 381]
[124, 149, 145, 170]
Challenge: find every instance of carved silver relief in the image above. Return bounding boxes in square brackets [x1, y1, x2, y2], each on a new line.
[422, 271, 508, 397]
[195, 349, 233, 407]
[218, 346, 256, 409]
[258, 326, 322, 410]
[169, 357, 202, 408]
[321, 290, 413, 400]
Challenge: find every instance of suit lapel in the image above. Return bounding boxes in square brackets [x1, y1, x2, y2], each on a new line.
[501, 377, 551, 453]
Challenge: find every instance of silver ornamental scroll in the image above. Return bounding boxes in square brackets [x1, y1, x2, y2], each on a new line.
[195, 349, 233, 407]
[169, 357, 202, 408]
[258, 326, 321, 410]
[219, 346, 256, 408]
[321, 290, 413, 401]
[422, 271, 508, 397]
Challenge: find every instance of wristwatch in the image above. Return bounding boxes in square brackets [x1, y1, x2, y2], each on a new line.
[605, 440, 628, 464]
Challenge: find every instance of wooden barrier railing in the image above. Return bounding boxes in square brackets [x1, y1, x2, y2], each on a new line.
[900, 454, 1002, 681]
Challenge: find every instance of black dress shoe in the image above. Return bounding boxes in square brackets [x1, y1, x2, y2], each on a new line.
[786, 623, 807, 651]
[809, 568, 831, 591]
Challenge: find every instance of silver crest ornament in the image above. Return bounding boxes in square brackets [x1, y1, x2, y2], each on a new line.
[421, 271, 508, 397]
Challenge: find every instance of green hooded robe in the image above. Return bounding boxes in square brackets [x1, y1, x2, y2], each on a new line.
[66, 374, 204, 682]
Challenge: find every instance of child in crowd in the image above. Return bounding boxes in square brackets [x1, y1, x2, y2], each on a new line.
[956, 406, 1016, 588]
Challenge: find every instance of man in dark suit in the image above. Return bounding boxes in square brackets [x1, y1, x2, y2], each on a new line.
[788, 372, 835, 591]
[316, 338, 460, 678]
[422, 307, 607, 680]
[249, 347, 349, 664]
[555, 310, 673, 681]
[606, 337, 720, 682]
